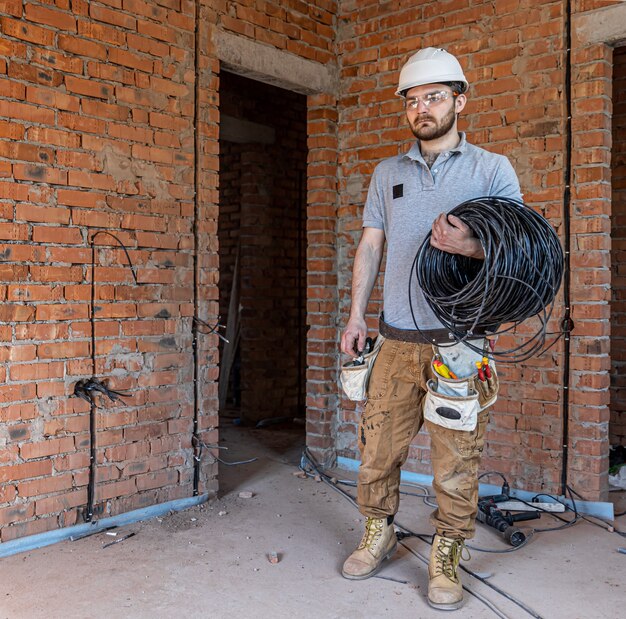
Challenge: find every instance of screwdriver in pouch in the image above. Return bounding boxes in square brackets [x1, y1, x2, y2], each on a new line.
[482, 357, 492, 380]
[434, 358, 457, 380]
[475, 361, 486, 381]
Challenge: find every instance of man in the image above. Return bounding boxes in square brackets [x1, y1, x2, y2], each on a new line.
[340, 48, 521, 611]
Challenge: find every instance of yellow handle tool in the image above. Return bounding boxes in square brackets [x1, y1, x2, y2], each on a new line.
[434, 359, 457, 380]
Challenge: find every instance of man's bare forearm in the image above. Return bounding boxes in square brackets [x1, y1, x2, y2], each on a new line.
[341, 228, 385, 356]
[349, 229, 385, 320]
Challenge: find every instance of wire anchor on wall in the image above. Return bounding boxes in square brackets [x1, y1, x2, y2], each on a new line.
[73, 230, 138, 523]
[191, 316, 228, 480]
[73, 377, 130, 405]
[191, 436, 257, 467]
[192, 315, 228, 343]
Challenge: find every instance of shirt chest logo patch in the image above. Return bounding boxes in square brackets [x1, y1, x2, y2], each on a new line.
[392, 184, 403, 199]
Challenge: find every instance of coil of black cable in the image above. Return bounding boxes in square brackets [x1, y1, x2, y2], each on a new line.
[411, 197, 564, 360]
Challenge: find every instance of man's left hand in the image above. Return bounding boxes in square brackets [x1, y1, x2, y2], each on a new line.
[430, 213, 484, 259]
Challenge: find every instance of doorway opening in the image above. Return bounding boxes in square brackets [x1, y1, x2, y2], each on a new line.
[610, 45, 626, 492]
[218, 70, 308, 443]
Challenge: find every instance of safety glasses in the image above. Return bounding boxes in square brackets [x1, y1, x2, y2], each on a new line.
[405, 90, 458, 110]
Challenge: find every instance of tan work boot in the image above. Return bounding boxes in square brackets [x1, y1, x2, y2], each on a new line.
[428, 534, 469, 611]
[341, 516, 397, 580]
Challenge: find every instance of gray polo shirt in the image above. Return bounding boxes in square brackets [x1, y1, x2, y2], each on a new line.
[363, 132, 522, 331]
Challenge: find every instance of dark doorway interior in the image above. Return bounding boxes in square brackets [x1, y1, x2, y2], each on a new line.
[218, 71, 308, 428]
[610, 45, 626, 482]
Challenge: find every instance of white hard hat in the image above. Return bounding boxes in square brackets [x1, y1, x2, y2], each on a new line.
[396, 47, 468, 97]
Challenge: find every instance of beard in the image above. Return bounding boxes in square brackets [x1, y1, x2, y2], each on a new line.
[409, 104, 456, 141]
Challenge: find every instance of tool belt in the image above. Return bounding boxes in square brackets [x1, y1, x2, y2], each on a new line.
[424, 339, 498, 432]
[339, 335, 385, 401]
[379, 315, 490, 345]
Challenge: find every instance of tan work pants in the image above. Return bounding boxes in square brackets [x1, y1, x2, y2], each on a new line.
[357, 339, 491, 540]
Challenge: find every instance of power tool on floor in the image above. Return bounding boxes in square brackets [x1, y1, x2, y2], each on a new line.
[477, 482, 540, 547]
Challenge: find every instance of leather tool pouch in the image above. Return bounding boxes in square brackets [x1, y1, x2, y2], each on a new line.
[340, 335, 385, 401]
[424, 339, 498, 432]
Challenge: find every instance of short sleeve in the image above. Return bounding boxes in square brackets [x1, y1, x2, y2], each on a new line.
[490, 156, 523, 202]
[362, 164, 385, 230]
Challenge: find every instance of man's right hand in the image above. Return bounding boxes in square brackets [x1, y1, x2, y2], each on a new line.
[341, 316, 368, 357]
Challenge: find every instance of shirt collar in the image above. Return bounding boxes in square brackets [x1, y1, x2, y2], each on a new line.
[403, 132, 467, 162]
[450, 132, 467, 153]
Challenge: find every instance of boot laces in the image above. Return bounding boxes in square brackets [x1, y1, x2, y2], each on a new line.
[358, 517, 385, 550]
[433, 537, 470, 583]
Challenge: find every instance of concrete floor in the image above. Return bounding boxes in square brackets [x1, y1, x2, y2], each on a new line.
[0, 422, 624, 619]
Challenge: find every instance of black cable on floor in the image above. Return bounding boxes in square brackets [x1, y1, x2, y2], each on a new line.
[397, 541, 512, 619]
[300, 449, 544, 619]
[565, 486, 626, 538]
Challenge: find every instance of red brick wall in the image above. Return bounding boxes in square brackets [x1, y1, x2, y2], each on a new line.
[566, 12, 612, 498]
[305, 91, 339, 459]
[334, 0, 614, 498]
[0, 0, 219, 541]
[0, 0, 338, 540]
[217, 141, 240, 327]
[213, 0, 335, 64]
[217, 140, 241, 406]
[611, 45, 626, 447]
[0, 0, 619, 542]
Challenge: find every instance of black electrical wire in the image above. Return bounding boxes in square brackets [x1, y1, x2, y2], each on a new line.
[565, 486, 626, 538]
[300, 449, 544, 619]
[192, 437, 258, 467]
[478, 471, 509, 486]
[524, 489, 581, 533]
[410, 197, 566, 362]
[397, 541, 522, 619]
[465, 533, 534, 554]
[575, 512, 626, 538]
[191, 0, 201, 497]
[85, 231, 138, 523]
[303, 449, 619, 612]
[560, 0, 573, 498]
[326, 477, 436, 503]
